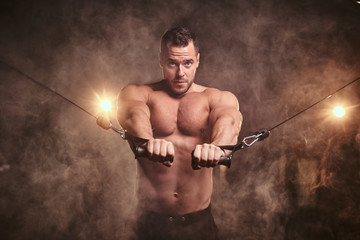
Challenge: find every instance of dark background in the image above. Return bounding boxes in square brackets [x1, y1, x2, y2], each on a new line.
[1, 0, 359, 239]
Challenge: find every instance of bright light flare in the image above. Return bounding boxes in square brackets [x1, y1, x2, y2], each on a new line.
[101, 99, 112, 112]
[333, 106, 345, 118]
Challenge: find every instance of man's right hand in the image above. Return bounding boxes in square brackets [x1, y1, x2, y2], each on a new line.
[145, 139, 175, 167]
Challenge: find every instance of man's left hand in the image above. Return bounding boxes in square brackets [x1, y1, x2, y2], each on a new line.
[192, 144, 225, 168]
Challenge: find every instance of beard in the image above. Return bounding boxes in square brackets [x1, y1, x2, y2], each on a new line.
[168, 78, 193, 96]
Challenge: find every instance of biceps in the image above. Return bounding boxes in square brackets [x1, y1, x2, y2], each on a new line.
[210, 107, 242, 128]
[117, 86, 150, 124]
[117, 100, 150, 125]
[209, 91, 242, 126]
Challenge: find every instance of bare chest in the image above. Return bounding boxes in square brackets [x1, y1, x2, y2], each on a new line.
[148, 92, 210, 138]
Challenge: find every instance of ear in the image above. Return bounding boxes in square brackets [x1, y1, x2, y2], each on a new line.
[196, 53, 200, 68]
[159, 52, 164, 67]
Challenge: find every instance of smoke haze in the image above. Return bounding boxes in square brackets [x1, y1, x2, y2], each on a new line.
[1, 0, 360, 239]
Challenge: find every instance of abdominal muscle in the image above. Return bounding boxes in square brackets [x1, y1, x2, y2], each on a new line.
[136, 133, 213, 215]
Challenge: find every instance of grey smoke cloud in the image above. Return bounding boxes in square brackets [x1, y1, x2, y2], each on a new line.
[0, 0, 359, 239]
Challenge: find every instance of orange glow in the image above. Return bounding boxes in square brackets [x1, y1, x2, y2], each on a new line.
[101, 99, 112, 112]
[333, 106, 345, 118]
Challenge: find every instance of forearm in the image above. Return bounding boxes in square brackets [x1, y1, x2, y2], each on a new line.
[193, 113, 242, 168]
[118, 106, 153, 140]
[210, 111, 242, 146]
[117, 85, 154, 140]
[121, 109, 153, 139]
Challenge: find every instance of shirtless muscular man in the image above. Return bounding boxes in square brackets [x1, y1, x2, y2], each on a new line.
[118, 26, 242, 240]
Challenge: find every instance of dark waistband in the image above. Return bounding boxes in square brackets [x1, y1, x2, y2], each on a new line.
[144, 205, 212, 223]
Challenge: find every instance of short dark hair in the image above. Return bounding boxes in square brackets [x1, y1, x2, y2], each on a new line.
[160, 26, 199, 53]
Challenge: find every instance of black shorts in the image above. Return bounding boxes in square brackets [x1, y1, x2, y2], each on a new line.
[135, 205, 219, 240]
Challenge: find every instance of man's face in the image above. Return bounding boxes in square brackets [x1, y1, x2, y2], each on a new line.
[159, 41, 200, 96]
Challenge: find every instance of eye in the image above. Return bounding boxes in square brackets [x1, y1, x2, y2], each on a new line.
[168, 62, 176, 67]
[185, 61, 192, 67]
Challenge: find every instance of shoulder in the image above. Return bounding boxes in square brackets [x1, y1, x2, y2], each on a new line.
[121, 83, 153, 93]
[119, 84, 152, 103]
[120, 80, 167, 101]
[203, 87, 239, 109]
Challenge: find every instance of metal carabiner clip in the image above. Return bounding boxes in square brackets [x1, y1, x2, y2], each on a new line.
[242, 128, 270, 147]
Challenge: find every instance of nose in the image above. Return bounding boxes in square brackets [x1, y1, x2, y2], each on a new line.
[176, 65, 185, 77]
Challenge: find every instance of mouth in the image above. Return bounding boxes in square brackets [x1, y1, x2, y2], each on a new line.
[172, 80, 187, 86]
